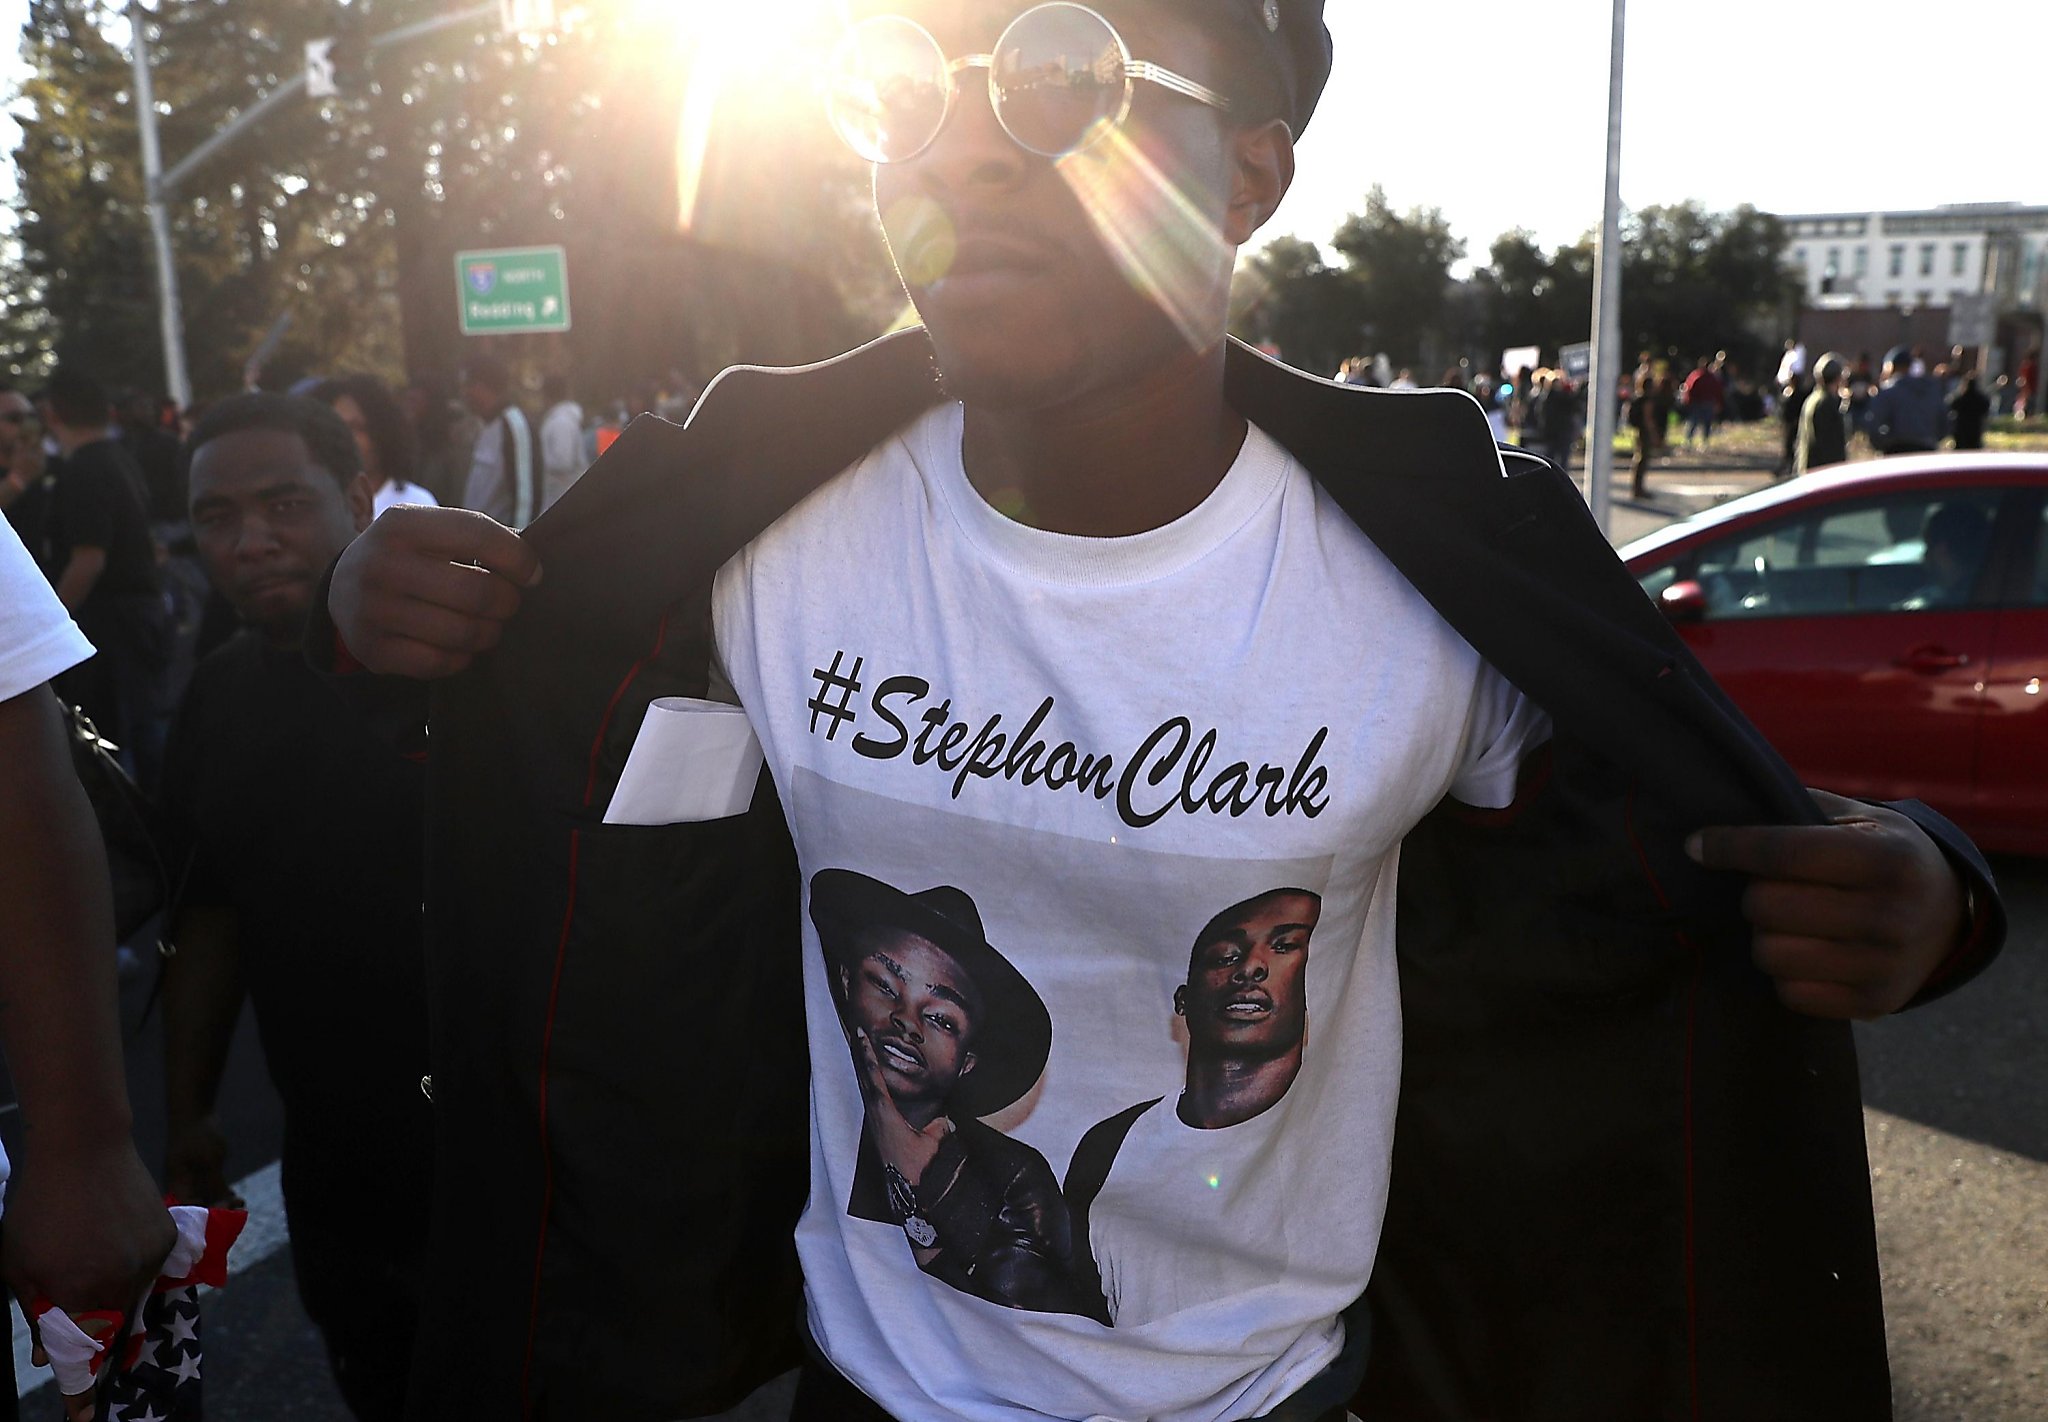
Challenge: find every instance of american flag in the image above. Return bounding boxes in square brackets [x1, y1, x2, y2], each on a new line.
[98, 1286, 205, 1422]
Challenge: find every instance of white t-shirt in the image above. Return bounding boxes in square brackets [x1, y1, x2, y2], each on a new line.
[712, 404, 1548, 1422]
[0, 515, 96, 1207]
[372, 479, 441, 518]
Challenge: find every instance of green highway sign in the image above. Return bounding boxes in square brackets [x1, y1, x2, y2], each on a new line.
[456, 245, 571, 335]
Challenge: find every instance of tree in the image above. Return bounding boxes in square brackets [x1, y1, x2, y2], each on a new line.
[5, 0, 897, 401]
[1232, 233, 1366, 376]
[1329, 186, 1465, 369]
[1472, 229, 1594, 363]
[1619, 201, 1798, 371]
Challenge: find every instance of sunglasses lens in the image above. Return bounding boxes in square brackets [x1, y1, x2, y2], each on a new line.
[828, 17, 951, 163]
[993, 4, 1128, 157]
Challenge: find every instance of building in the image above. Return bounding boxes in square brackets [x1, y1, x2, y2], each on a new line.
[1777, 203, 2048, 382]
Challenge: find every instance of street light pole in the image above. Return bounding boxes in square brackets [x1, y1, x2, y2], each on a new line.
[1585, 0, 1627, 535]
[128, 0, 190, 410]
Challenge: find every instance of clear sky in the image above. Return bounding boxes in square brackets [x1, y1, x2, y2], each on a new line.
[4, 0, 2044, 260]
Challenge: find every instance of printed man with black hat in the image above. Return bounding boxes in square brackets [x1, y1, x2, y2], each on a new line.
[322, 1, 2006, 1419]
[810, 870, 1099, 1320]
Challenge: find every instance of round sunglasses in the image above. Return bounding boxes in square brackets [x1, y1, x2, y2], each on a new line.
[826, 2, 1233, 164]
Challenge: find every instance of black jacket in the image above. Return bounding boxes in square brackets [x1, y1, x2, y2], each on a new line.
[323, 332, 2003, 1422]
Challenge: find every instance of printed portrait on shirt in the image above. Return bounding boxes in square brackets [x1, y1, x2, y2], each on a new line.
[810, 869, 1106, 1321]
[1065, 888, 1324, 1326]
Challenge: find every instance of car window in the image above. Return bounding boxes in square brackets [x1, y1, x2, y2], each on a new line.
[2025, 500, 2048, 607]
[1691, 489, 2002, 620]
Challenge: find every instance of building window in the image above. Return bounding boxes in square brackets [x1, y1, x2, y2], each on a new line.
[1889, 244, 1905, 277]
[1953, 242, 1969, 277]
[1916, 290, 1934, 307]
[1827, 246, 1842, 274]
[1795, 246, 1808, 267]
[1920, 243, 1936, 276]
[1885, 290, 1902, 305]
[1854, 248, 1869, 276]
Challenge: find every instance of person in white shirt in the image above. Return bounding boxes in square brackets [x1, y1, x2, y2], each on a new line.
[538, 374, 588, 516]
[314, 375, 441, 518]
[0, 516, 173, 1418]
[459, 356, 537, 530]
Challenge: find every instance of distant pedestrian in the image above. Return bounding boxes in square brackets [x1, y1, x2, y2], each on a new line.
[1627, 371, 1660, 497]
[117, 388, 185, 529]
[314, 374, 440, 517]
[1680, 356, 1725, 447]
[0, 385, 53, 564]
[1774, 339, 1806, 389]
[1867, 345, 1948, 454]
[39, 368, 168, 785]
[160, 394, 431, 1422]
[1776, 372, 1812, 477]
[539, 373, 589, 515]
[1798, 354, 1850, 474]
[2018, 349, 2039, 421]
[458, 355, 538, 529]
[1948, 371, 1992, 450]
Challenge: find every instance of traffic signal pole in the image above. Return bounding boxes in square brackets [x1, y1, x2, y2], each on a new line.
[1585, 0, 1627, 536]
[128, 0, 501, 406]
[129, 0, 189, 409]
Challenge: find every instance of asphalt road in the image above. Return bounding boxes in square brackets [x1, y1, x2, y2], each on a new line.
[8, 435, 2041, 1418]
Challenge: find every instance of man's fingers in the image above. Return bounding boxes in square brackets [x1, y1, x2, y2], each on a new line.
[362, 598, 506, 660]
[1751, 933, 1880, 987]
[383, 558, 527, 623]
[384, 506, 541, 587]
[1770, 978, 1880, 1021]
[1741, 881, 1890, 945]
[363, 634, 477, 682]
[1689, 816, 1905, 888]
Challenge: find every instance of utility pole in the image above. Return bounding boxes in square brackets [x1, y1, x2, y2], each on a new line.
[1585, 0, 1627, 536]
[128, 0, 189, 409]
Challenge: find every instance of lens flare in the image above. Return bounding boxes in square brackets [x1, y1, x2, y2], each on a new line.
[1055, 125, 1231, 352]
[629, 0, 849, 232]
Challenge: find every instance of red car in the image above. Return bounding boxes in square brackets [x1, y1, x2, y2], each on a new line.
[1619, 452, 2048, 856]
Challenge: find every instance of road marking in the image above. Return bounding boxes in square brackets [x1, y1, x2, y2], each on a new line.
[12, 1159, 288, 1399]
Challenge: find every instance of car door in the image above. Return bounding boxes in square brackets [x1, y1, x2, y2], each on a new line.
[1971, 487, 2048, 855]
[1668, 484, 2004, 813]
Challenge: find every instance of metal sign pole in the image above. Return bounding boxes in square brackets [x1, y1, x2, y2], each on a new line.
[128, 0, 190, 409]
[1585, 0, 1627, 535]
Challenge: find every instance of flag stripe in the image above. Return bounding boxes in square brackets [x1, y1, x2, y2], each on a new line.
[12, 1161, 286, 1400]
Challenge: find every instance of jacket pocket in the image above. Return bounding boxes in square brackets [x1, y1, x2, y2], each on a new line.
[528, 770, 809, 1417]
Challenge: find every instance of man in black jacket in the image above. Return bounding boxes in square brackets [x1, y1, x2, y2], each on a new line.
[322, 3, 2002, 1419]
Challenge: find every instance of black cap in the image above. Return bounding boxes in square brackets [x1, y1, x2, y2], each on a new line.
[1196, 0, 1333, 137]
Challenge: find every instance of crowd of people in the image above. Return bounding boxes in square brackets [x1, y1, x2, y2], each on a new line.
[1331, 332, 2040, 501]
[0, 359, 662, 1417]
[0, 360, 686, 800]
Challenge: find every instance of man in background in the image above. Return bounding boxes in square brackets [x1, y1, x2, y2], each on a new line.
[1798, 353, 1851, 474]
[40, 368, 167, 786]
[1867, 344, 1948, 455]
[160, 394, 432, 1420]
[459, 355, 538, 530]
[539, 373, 588, 515]
[1949, 368, 1992, 451]
[0, 385, 52, 561]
